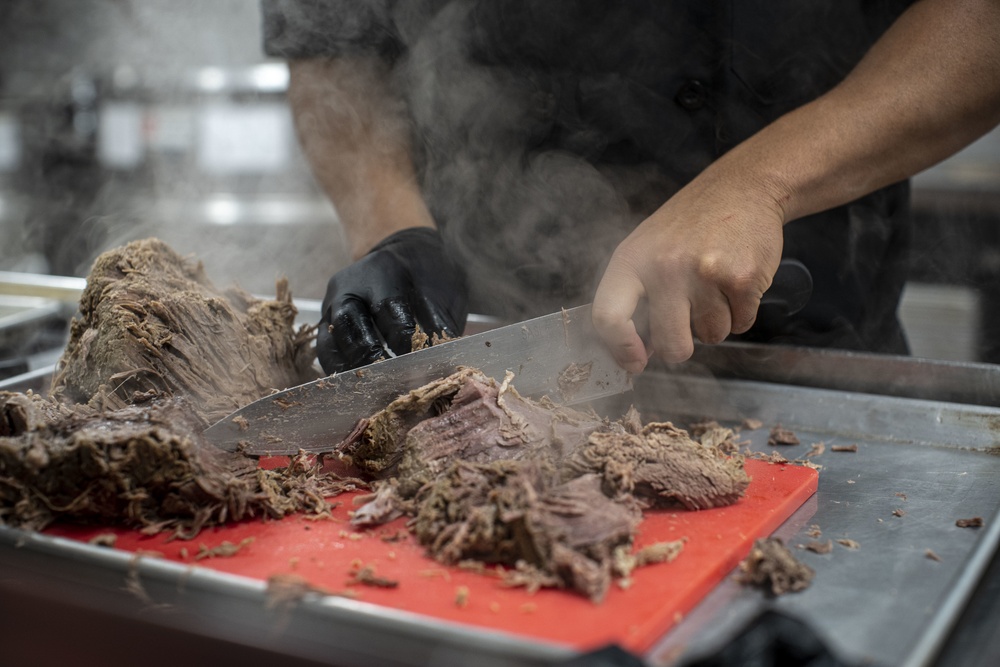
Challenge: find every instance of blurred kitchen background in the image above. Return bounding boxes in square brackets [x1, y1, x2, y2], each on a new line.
[0, 0, 999, 380]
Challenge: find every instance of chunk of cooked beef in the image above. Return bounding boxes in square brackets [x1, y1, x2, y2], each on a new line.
[0, 392, 351, 538]
[344, 369, 749, 513]
[50, 238, 317, 424]
[411, 460, 641, 601]
[564, 422, 751, 510]
[339, 368, 623, 490]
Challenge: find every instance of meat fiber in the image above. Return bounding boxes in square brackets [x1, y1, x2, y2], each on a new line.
[1, 239, 346, 539]
[412, 461, 641, 602]
[563, 422, 750, 510]
[0, 391, 353, 538]
[50, 238, 318, 424]
[339, 368, 625, 489]
[343, 368, 750, 599]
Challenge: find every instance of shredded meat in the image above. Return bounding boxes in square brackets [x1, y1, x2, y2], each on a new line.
[0, 392, 352, 538]
[343, 368, 750, 599]
[50, 238, 317, 424]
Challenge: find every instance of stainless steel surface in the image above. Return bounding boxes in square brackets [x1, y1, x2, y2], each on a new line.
[204, 304, 630, 455]
[601, 374, 1000, 667]
[2, 347, 1000, 665]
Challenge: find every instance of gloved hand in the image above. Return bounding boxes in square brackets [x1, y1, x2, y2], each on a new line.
[317, 227, 468, 374]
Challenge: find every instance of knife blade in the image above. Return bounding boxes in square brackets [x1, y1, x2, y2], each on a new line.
[203, 304, 631, 455]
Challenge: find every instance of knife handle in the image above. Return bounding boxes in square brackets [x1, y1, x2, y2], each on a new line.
[759, 258, 813, 318]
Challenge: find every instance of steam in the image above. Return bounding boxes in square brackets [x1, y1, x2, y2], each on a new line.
[400, 4, 672, 321]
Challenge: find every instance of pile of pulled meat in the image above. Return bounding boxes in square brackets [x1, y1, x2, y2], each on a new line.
[0, 239, 342, 539]
[339, 367, 750, 600]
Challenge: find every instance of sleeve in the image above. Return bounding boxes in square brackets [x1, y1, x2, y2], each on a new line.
[260, 0, 403, 61]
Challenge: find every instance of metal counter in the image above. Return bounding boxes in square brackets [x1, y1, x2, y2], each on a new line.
[2, 345, 1000, 666]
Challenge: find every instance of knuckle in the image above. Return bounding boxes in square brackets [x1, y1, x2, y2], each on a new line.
[591, 304, 619, 332]
[693, 309, 730, 345]
[650, 328, 694, 364]
[732, 311, 757, 334]
[694, 324, 726, 345]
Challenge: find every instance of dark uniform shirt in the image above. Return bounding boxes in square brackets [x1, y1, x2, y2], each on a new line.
[263, 0, 915, 353]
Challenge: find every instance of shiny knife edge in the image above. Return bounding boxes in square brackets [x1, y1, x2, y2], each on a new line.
[204, 304, 632, 455]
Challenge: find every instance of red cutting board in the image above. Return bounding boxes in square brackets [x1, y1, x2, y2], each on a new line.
[46, 459, 816, 653]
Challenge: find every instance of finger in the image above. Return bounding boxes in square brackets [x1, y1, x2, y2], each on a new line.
[721, 267, 770, 335]
[330, 299, 387, 371]
[315, 320, 344, 376]
[648, 294, 695, 363]
[371, 296, 418, 355]
[592, 268, 650, 374]
[412, 294, 464, 341]
[690, 290, 734, 344]
[728, 290, 762, 334]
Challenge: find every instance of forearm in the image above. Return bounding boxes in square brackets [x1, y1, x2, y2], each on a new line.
[287, 56, 434, 260]
[723, 0, 1000, 223]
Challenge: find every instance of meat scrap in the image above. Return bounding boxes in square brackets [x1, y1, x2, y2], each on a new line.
[735, 537, 814, 596]
[557, 361, 593, 401]
[689, 421, 742, 455]
[805, 443, 826, 458]
[831, 444, 859, 453]
[89, 533, 118, 548]
[195, 538, 255, 560]
[566, 423, 749, 510]
[802, 539, 833, 554]
[266, 573, 349, 614]
[768, 426, 800, 446]
[956, 517, 984, 528]
[343, 368, 749, 600]
[348, 562, 399, 589]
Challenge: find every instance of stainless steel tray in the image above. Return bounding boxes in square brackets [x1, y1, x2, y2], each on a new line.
[2, 348, 1000, 666]
[599, 372, 1000, 667]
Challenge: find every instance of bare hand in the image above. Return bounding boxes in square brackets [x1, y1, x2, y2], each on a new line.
[592, 168, 785, 372]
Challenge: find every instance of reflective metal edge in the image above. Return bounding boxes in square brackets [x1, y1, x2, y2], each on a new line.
[669, 342, 1000, 408]
[0, 525, 572, 667]
[902, 506, 1000, 667]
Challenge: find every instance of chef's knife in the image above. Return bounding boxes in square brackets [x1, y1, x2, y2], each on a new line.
[204, 260, 812, 456]
[204, 304, 630, 455]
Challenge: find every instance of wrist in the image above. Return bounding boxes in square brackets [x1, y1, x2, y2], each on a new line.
[696, 148, 792, 231]
[346, 181, 436, 260]
[368, 226, 443, 254]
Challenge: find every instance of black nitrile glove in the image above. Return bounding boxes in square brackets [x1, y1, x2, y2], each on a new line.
[317, 227, 468, 374]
